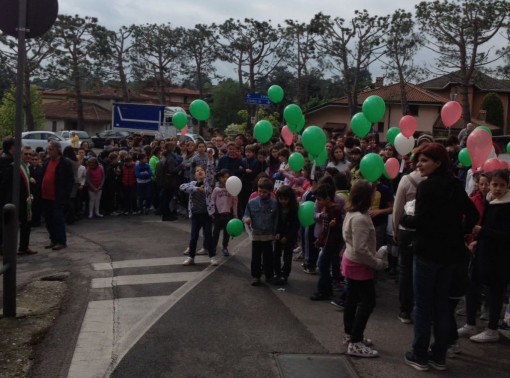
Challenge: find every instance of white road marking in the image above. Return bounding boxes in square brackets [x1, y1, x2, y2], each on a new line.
[91, 272, 200, 288]
[67, 237, 251, 378]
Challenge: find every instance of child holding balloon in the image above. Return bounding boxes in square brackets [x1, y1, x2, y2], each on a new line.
[212, 169, 238, 257]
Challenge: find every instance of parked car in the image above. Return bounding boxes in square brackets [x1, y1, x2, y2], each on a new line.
[21, 131, 72, 150]
[91, 130, 131, 149]
[58, 130, 95, 148]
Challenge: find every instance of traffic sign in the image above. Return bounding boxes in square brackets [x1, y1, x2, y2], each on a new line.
[244, 93, 271, 105]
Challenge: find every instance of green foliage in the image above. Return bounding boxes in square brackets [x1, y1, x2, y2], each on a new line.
[224, 123, 246, 137]
[210, 79, 245, 129]
[481, 93, 504, 127]
[0, 86, 44, 138]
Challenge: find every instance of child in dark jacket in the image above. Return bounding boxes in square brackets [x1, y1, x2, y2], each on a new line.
[135, 153, 152, 214]
[243, 177, 278, 286]
[272, 185, 299, 285]
[121, 157, 137, 214]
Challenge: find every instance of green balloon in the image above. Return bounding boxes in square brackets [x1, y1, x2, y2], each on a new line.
[360, 153, 384, 183]
[226, 218, 244, 237]
[474, 125, 492, 136]
[362, 95, 386, 124]
[284, 104, 303, 128]
[311, 148, 328, 166]
[267, 85, 284, 103]
[296, 114, 305, 132]
[289, 152, 305, 172]
[298, 201, 315, 227]
[172, 112, 188, 130]
[351, 112, 372, 138]
[507, 142, 510, 154]
[302, 126, 326, 156]
[458, 147, 472, 167]
[254, 120, 273, 143]
[190, 99, 210, 121]
[386, 127, 400, 145]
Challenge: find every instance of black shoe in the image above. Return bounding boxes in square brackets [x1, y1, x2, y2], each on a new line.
[52, 244, 67, 251]
[330, 300, 344, 310]
[271, 276, 286, 285]
[404, 351, 429, 372]
[428, 357, 446, 371]
[310, 292, 330, 301]
[398, 312, 412, 324]
[162, 215, 178, 221]
[44, 242, 56, 249]
[251, 278, 261, 286]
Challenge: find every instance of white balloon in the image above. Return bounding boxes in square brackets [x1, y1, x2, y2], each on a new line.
[497, 153, 510, 163]
[394, 133, 415, 155]
[226, 176, 242, 196]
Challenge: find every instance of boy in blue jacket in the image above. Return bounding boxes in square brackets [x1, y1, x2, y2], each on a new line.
[135, 153, 152, 214]
[243, 177, 278, 286]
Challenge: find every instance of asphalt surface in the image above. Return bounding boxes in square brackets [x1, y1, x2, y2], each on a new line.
[2, 214, 509, 377]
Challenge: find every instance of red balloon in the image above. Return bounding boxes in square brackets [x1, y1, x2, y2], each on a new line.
[180, 126, 189, 135]
[281, 125, 293, 146]
[441, 101, 462, 128]
[399, 116, 417, 138]
[385, 157, 400, 179]
[467, 129, 493, 171]
[482, 158, 502, 173]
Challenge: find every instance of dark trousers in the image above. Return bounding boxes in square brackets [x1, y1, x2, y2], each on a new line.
[398, 229, 415, 314]
[152, 181, 160, 211]
[302, 226, 318, 269]
[122, 185, 137, 213]
[466, 282, 506, 330]
[316, 244, 341, 296]
[273, 241, 293, 278]
[42, 200, 67, 245]
[31, 197, 42, 226]
[101, 185, 115, 214]
[189, 213, 215, 258]
[412, 256, 452, 362]
[251, 240, 273, 280]
[213, 213, 231, 249]
[343, 278, 376, 343]
[159, 187, 175, 218]
[137, 182, 152, 211]
[19, 220, 31, 251]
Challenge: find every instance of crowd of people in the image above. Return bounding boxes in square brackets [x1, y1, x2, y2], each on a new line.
[0, 125, 508, 370]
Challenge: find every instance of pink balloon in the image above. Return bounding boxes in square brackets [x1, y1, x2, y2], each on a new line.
[467, 129, 493, 171]
[441, 101, 462, 128]
[385, 157, 400, 179]
[482, 158, 502, 173]
[180, 126, 188, 135]
[499, 160, 510, 170]
[399, 116, 417, 138]
[281, 125, 294, 146]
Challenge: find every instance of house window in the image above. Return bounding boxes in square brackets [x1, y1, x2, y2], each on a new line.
[377, 122, 384, 133]
[52, 121, 57, 132]
[183, 96, 188, 104]
[409, 105, 419, 116]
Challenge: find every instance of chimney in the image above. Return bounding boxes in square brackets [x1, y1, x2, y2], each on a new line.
[478, 109, 487, 122]
[375, 77, 384, 88]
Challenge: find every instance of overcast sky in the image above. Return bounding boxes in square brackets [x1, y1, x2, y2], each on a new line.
[59, 0, 416, 30]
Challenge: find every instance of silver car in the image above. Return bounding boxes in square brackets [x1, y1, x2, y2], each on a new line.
[21, 131, 72, 150]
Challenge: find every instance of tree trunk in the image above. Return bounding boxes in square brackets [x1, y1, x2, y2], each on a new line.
[73, 62, 85, 131]
[118, 53, 129, 102]
[398, 67, 409, 115]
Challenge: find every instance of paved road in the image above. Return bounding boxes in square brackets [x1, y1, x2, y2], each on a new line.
[11, 215, 510, 377]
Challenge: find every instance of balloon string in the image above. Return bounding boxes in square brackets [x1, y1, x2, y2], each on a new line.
[311, 160, 317, 180]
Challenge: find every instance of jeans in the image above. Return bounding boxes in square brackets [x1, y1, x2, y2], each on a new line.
[273, 241, 293, 278]
[398, 229, 415, 314]
[42, 200, 67, 245]
[343, 279, 376, 343]
[251, 240, 273, 280]
[316, 244, 341, 296]
[212, 213, 232, 250]
[412, 256, 452, 362]
[137, 182, 152, 212]
[189, 213, 215, 258]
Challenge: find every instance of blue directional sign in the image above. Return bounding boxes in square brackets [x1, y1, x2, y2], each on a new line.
[245, 93, 271, 105]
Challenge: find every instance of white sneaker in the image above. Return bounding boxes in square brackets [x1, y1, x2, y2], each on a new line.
[457, 324, 477, 337]
[342, 334, 373, 346]
[210, 257, 218, 266]
[183, 247, 190, 255]
[183, 257, 195, 266]
[196, 248, 208, 255]
[293, 246, 302, 253]
[96, 213, 103, 218]
[470, 329, 500, 343]
[347, 342, 379, 358]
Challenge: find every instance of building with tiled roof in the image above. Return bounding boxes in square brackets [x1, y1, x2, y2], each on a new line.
[40, 85, 201, 135]
[305, 74, 508, 141]
[419, 69, 510, 134]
